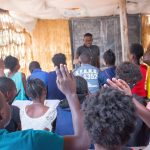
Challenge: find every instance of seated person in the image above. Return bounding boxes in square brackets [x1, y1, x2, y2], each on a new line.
[129, 43, 148, 98]
[28, 61, 49, 88]
[82, 87, 136, 150]
[98, 49, 116, 87]
[115, 62, 149, 146]
[0, 64, 90, 150]
[20, 79, 56, 131]
[55, 76, 88, 135]
[47, 53, 66, 100]
[0, 77, 20, 132]
[74, 51, 101, 94]
[4, 55, 27, 100]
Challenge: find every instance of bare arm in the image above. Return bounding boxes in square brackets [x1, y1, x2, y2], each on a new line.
[56, 65, 90, 150]
[133, 98, 150, 128]
[106, 78, 150, 128]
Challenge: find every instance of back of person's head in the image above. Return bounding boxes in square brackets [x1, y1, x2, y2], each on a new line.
[76, 76, 88, 103]
[0, 77, 16, 94]
[130, 43, 144, 63]
[29, 61, 41, 73]
[0, 77, 16, 104]
[116, 62, 142, 88]
[103, 49, 116, 66]
[79, 51, 91, 64]
[27, 78, 46, 100]
[52, 53, 66, 68]
[4, 55, 19, 72]
[82, 87, 135, 150]
[59, 76, 88, 108]
[84, 33, 93, 38]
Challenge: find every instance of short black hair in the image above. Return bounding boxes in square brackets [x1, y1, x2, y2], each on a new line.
[103, 49, 116, 66]
[0, 77, 16, 94]
[52, 53, 66, 68]
[29, 61, 41, 73]
[84, 33, 93, 37]
[27, 78, 46, 99]
[4, 55, 19, 72]
[82, 87, 135, 149]
[79, 51, 91, 64]
[130, 43, 144, 61]
[116, 62, 142, 87]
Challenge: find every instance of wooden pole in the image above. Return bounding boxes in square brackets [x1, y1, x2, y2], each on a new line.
[119, 0, 129, 61]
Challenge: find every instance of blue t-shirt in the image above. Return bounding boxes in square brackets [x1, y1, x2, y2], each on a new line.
[98, 66, 116, 87]
[74, 64, 100, 94]
[28, 69, 49, 87]
[0, 129, 64, 150]
[47, 71, 66, 100]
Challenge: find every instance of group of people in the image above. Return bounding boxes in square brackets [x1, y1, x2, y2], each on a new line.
[0, 32, 150, 150]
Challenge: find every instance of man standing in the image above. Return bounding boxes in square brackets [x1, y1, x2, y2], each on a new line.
[73, 33, 100, 68]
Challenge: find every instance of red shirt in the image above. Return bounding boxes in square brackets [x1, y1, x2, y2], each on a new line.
[131, 64, 147, 97]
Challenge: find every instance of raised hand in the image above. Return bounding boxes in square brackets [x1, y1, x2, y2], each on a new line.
[55, 64, 76, 96]
[105, 78, 132, 96]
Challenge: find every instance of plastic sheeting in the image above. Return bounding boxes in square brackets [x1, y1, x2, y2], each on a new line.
[0, 0, 150, 31]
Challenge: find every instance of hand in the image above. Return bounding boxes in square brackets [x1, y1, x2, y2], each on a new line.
[105, 78, 132, 96]
[55, 64, 76, 96]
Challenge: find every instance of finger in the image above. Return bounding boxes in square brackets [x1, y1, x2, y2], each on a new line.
[64, 65, 70, 77]
[112, 78, 126, 89]
[55, 66, 62, 79]
[107, 79, 118, 88]
[103, 84, 109, 88]
[70, 70, 75, 79]
[60, 64, 67, 79]
[118, 79, 130, 88]
[107, 78, 124, 91]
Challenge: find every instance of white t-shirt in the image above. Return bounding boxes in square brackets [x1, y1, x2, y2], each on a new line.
[20, 106, 57, 131]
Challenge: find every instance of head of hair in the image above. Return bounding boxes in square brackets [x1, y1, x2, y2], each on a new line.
[79, 51, 91, 64]
[59, 76, 88, 108]
[29, 61, 41, 73]
[4, 55, 19, 72]
[130, 43, 144, 62]
[52, 53, 66, 68]
[0, 77, 16, 95]
[82, 87, 135, 149]
[103, 49, 116, 66]
[116, 61, 142, 87]
[84, 33, 93, 38]
[27, 78, 46, 99]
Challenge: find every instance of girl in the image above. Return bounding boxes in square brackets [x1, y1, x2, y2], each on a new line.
[20, 78, 56, 131]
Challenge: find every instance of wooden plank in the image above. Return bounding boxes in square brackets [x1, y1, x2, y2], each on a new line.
[119, 0, 129, 61]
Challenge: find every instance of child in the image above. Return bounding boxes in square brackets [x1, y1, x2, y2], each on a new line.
[20, 79, 57, 131]
[98, 49, 116, 87]
[82, 87, 135, 150]
[129, 43, 147, 98]
[74, 51, 100, 94]
[4, 55, 27, 100]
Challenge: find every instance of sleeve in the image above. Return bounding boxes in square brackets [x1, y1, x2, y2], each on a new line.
[75, 47, 81, 58]
[33, 130, 64, 150]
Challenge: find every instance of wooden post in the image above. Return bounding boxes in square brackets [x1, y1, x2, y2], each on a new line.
[119, 0, 129, 61]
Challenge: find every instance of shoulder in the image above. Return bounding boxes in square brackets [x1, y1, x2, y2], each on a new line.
[32, 130, 64, 149]
[92, 45, 99, 49]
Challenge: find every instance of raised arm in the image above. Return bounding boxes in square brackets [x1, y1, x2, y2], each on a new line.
[106, 78, 150, 128]
[55, 64, 90, 150]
